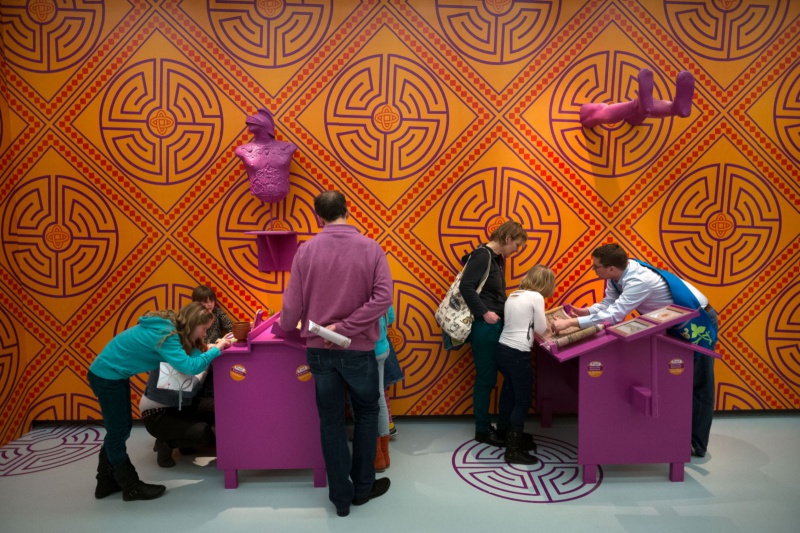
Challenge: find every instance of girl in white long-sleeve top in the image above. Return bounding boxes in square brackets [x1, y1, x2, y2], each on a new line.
[495, 265, 555, 465]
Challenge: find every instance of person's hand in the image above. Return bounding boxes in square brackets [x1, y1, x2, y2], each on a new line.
[482, 311, 501, 325]
[551, 318, 575, 334]
[323, 324, 336, 348]
[215, 337, 232, 351]
[570, 306, 589, 317]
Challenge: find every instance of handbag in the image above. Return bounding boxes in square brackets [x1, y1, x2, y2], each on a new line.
[156, 362, 207, 409]
[435, 248, 492, 348]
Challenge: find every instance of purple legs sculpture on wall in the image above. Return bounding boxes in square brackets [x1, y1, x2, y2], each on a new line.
[579, 69, 696, 128]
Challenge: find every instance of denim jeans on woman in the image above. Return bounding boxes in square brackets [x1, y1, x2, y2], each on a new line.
[692, 305, 719, 456]
[306, 347, 380, 510]
[495, 343, 533, 431]
[468, 318, 503, 433]
[88, 370, 133, 466]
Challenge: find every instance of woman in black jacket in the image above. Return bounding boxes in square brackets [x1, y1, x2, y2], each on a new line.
[458, 221, 528, 446]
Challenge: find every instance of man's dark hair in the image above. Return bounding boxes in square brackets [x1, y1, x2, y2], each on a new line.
[314, 191, 348, 222]
[592, 243, 628, 269]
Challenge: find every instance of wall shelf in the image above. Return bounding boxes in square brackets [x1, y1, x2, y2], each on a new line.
[245, 231, 298, 272]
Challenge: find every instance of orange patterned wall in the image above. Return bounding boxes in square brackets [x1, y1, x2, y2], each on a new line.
[1, 0, 798, 446]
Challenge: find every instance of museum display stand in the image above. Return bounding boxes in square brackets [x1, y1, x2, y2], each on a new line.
[213, 310, 326, 489]
[535, 306, 720, 483]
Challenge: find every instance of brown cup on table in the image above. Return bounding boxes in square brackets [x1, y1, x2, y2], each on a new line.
[232, 321, 252, 343]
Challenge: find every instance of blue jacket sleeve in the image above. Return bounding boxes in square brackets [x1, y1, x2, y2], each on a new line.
[158, 336, 221, 375]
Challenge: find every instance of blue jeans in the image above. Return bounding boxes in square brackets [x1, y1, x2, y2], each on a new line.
[307, 348, 379, 510]
[495, 343, 533, 432]
[383, 342, 404, 387]
[692, 306, 719, 455]
[468, 319, 503, 433]
[376, 349, 390, 436]
[88, 370, 133, 466]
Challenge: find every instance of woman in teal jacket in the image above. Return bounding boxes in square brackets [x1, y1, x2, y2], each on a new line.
[88, 302, 231, 501]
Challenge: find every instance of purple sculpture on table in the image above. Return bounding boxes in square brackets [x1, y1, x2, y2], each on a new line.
[580, 69, 696, 128]
[235, 108, 298, 204]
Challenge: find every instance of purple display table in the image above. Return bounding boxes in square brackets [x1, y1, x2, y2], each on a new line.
[535, 306, 720, 483]
[213, 311, 326, 489]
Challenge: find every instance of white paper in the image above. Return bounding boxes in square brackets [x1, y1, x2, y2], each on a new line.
[308, 320, 352, 348]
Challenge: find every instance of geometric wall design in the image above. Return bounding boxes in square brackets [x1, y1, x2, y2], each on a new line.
[1, 0, 798, 447]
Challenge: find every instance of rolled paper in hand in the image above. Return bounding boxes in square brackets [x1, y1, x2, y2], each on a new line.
[308, 320, 352, 348]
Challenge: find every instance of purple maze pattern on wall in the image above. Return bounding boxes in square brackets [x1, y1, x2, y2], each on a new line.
[0, 306, 20, 417]
[326, 54, 449, 181]
[766, 282, 800, 389]
[208, 0, 332, 67]
[435, 0, 559, 64]
[1, 175, 118, 297]
[664, 0, 788, 61]
[773, 63, 800, 166]
[1, 0, 103, 72]
[100, 59, 223, 185]
[389, 281, 452, 400]
[1, 0, 799, 450]
[437, 167, 562, 283]
[552, 52, 674, 178]
[659, 163, 780, 286]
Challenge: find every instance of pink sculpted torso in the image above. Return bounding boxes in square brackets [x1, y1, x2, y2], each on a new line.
[235, 139, 298, 203]
[236, 107, 298, 203]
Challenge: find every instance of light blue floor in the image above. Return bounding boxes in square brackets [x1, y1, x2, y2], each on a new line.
[1, 414, 798, 533]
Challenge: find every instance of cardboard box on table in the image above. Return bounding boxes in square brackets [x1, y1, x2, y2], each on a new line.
[535, 305, 720, 484]
[213, 310, 326, 489]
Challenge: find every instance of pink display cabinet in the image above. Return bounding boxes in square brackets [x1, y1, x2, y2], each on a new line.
[535, 306, 720, 483]
[213, 310, 326, 489]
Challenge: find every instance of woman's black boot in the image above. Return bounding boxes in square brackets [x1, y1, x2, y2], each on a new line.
[112, 460, 166, 501]
[94, 447, 121, 499]
[505, 431, 538, 465]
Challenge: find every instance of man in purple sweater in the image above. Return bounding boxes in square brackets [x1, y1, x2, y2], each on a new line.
[279, 190, 393, 517]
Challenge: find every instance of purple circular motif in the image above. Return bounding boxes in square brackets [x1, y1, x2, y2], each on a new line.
[216, 177, 322, 293]
[437, 166, 561, 283]
[0, 306, 20, 412]
[1, 0, 104, 72]
[1, 175, 119, 297]
[452, 435, 601, 502]
[552, 53, 670, 178]
[100, 59, 223, 185]
[0, 424, 103, 476]
[664, 0, 788, 61]
[659, 163, 780, 285]
[208, 1, 332, 67]
[765, 281, 800, 388]
[325, 54, 448, 181]
[388, 281, 453, 400]
[773, 62, 800, 166]
[436, 0, 559, 64]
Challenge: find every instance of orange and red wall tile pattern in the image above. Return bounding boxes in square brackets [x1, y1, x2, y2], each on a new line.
[1, 0, 798, 446]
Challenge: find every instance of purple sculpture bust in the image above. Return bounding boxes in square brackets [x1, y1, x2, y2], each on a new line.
[235, 108, 298, 203]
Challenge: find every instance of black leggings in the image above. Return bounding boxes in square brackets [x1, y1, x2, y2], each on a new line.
[142, 397, 215, 448]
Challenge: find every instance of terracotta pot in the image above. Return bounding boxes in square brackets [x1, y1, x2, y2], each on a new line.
[232, 321, 251, 343]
